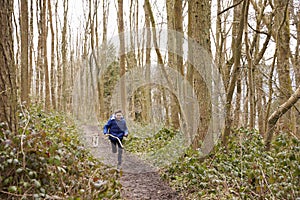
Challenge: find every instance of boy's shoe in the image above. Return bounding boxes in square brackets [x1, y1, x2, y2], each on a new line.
[117, 164, 122, 170]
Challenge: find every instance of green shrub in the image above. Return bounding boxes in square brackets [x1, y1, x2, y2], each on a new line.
[162, 129, 300, 199]
[0, 105, 121, 199]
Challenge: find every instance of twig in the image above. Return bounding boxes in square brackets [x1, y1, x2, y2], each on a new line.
[0, 190, 33, 197]
[259, 164, 275, 199]
[247, 23, 269, 36]
[20, 104, 30, 169]
[218, 0, 244, 16]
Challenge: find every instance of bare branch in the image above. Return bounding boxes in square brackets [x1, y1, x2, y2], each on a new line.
[218, 0, 244, 16]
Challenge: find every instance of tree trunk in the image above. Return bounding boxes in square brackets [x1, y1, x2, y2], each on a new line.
[117, 0, 127, 116]
[0, 0, 18, 133]
[166, 0, 176, 127]
[265, 85, 300, 150]
[29, 0, 34, 99]
[188, 0, 212, 149]
[143, 1, 151, 123]
[20, 0, 29, 104]
[55, 1, 61, 109]
[98, 0, 108, 120]
[43, 0, 50, 110]
[257, 72, 265, 136]
[274, 0, 293, 131]
[48, 0, 56, 109]
[244, 15, 255, 129]
[37, 0, 43, 102]
[231, 0, 242, 128]
[61, 0, 68, 111]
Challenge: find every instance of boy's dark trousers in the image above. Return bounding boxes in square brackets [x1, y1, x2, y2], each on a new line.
[111, 139, 123, 166]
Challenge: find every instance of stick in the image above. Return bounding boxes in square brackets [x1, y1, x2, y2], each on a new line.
[106, 134, 124, 149]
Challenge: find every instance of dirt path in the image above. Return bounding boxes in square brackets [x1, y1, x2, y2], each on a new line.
[80, 125, 183, 200]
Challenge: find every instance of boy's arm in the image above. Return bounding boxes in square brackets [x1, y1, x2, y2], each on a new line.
[124, 121, 129, 136]
[103, 119, 112, 134]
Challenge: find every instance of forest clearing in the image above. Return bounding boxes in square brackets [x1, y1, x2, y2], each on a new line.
[1, 0, 300, 199]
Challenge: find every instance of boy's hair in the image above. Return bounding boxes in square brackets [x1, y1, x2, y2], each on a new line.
[114, 109, 122, 115]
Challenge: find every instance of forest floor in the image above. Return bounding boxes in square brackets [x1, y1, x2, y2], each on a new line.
[80, 125, 183, 200]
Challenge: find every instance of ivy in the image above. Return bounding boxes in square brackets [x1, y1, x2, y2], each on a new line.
[0, 105, 121, 199]
[161, 129, 299, 199]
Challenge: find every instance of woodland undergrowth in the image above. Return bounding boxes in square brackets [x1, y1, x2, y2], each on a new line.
[0, 105, 121, 200]
[161, 129, 300, 199]
[126, 126, 299, 199]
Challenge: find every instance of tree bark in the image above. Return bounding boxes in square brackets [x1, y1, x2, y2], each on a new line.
[265, 85, 300, 150]
[188, 0, 212, 149]
[117, 0, 127, 116]
[231, 0, 242, 128]
[143, 1, 151, 123]
[43, 0, 50, 110]
[166, 0, 181, 129]
[61, 0, 68, 111]
[48, 0, 56, 109]
[0, 0, 18, 133]
[274, 0, 293, 130]
[20, 0, 29, 104]
[29, 0, 34, 100]
[55, 1, 61, 109]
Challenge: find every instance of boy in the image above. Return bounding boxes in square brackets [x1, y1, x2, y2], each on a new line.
[103, 110, 128, 169]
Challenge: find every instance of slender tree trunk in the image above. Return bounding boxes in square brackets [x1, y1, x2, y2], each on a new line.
[0, 0, 18, 133]
[43, 0, 50, 110]
[231, 0, 242, 128]
[98, 0, 108, 120]
[37, 0, 43, 101]
[274, 0, 293, 131]
[257, 72, 265, 136]
[117, 0, 126, 116]
[244, 16, 255, 129]
[166, 0, 181, 129]
[61, 0, 68, 111]
[29, 0, 33, 100]
[294, 10, 300, 86]
[233, 76, 241, 127]
[20, 0, 29, 104]
[55, 1, 61, 109]
[143, 2, 151, 123]
[48, 0, 56, 109]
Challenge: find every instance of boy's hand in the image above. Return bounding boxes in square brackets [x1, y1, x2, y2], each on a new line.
[103, 133, 109, 138]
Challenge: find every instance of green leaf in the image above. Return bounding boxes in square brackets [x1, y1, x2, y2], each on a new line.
[8, 186, 17, 193]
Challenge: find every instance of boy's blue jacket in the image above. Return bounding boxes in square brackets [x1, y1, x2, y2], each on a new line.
[103, 115, 128, 140]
